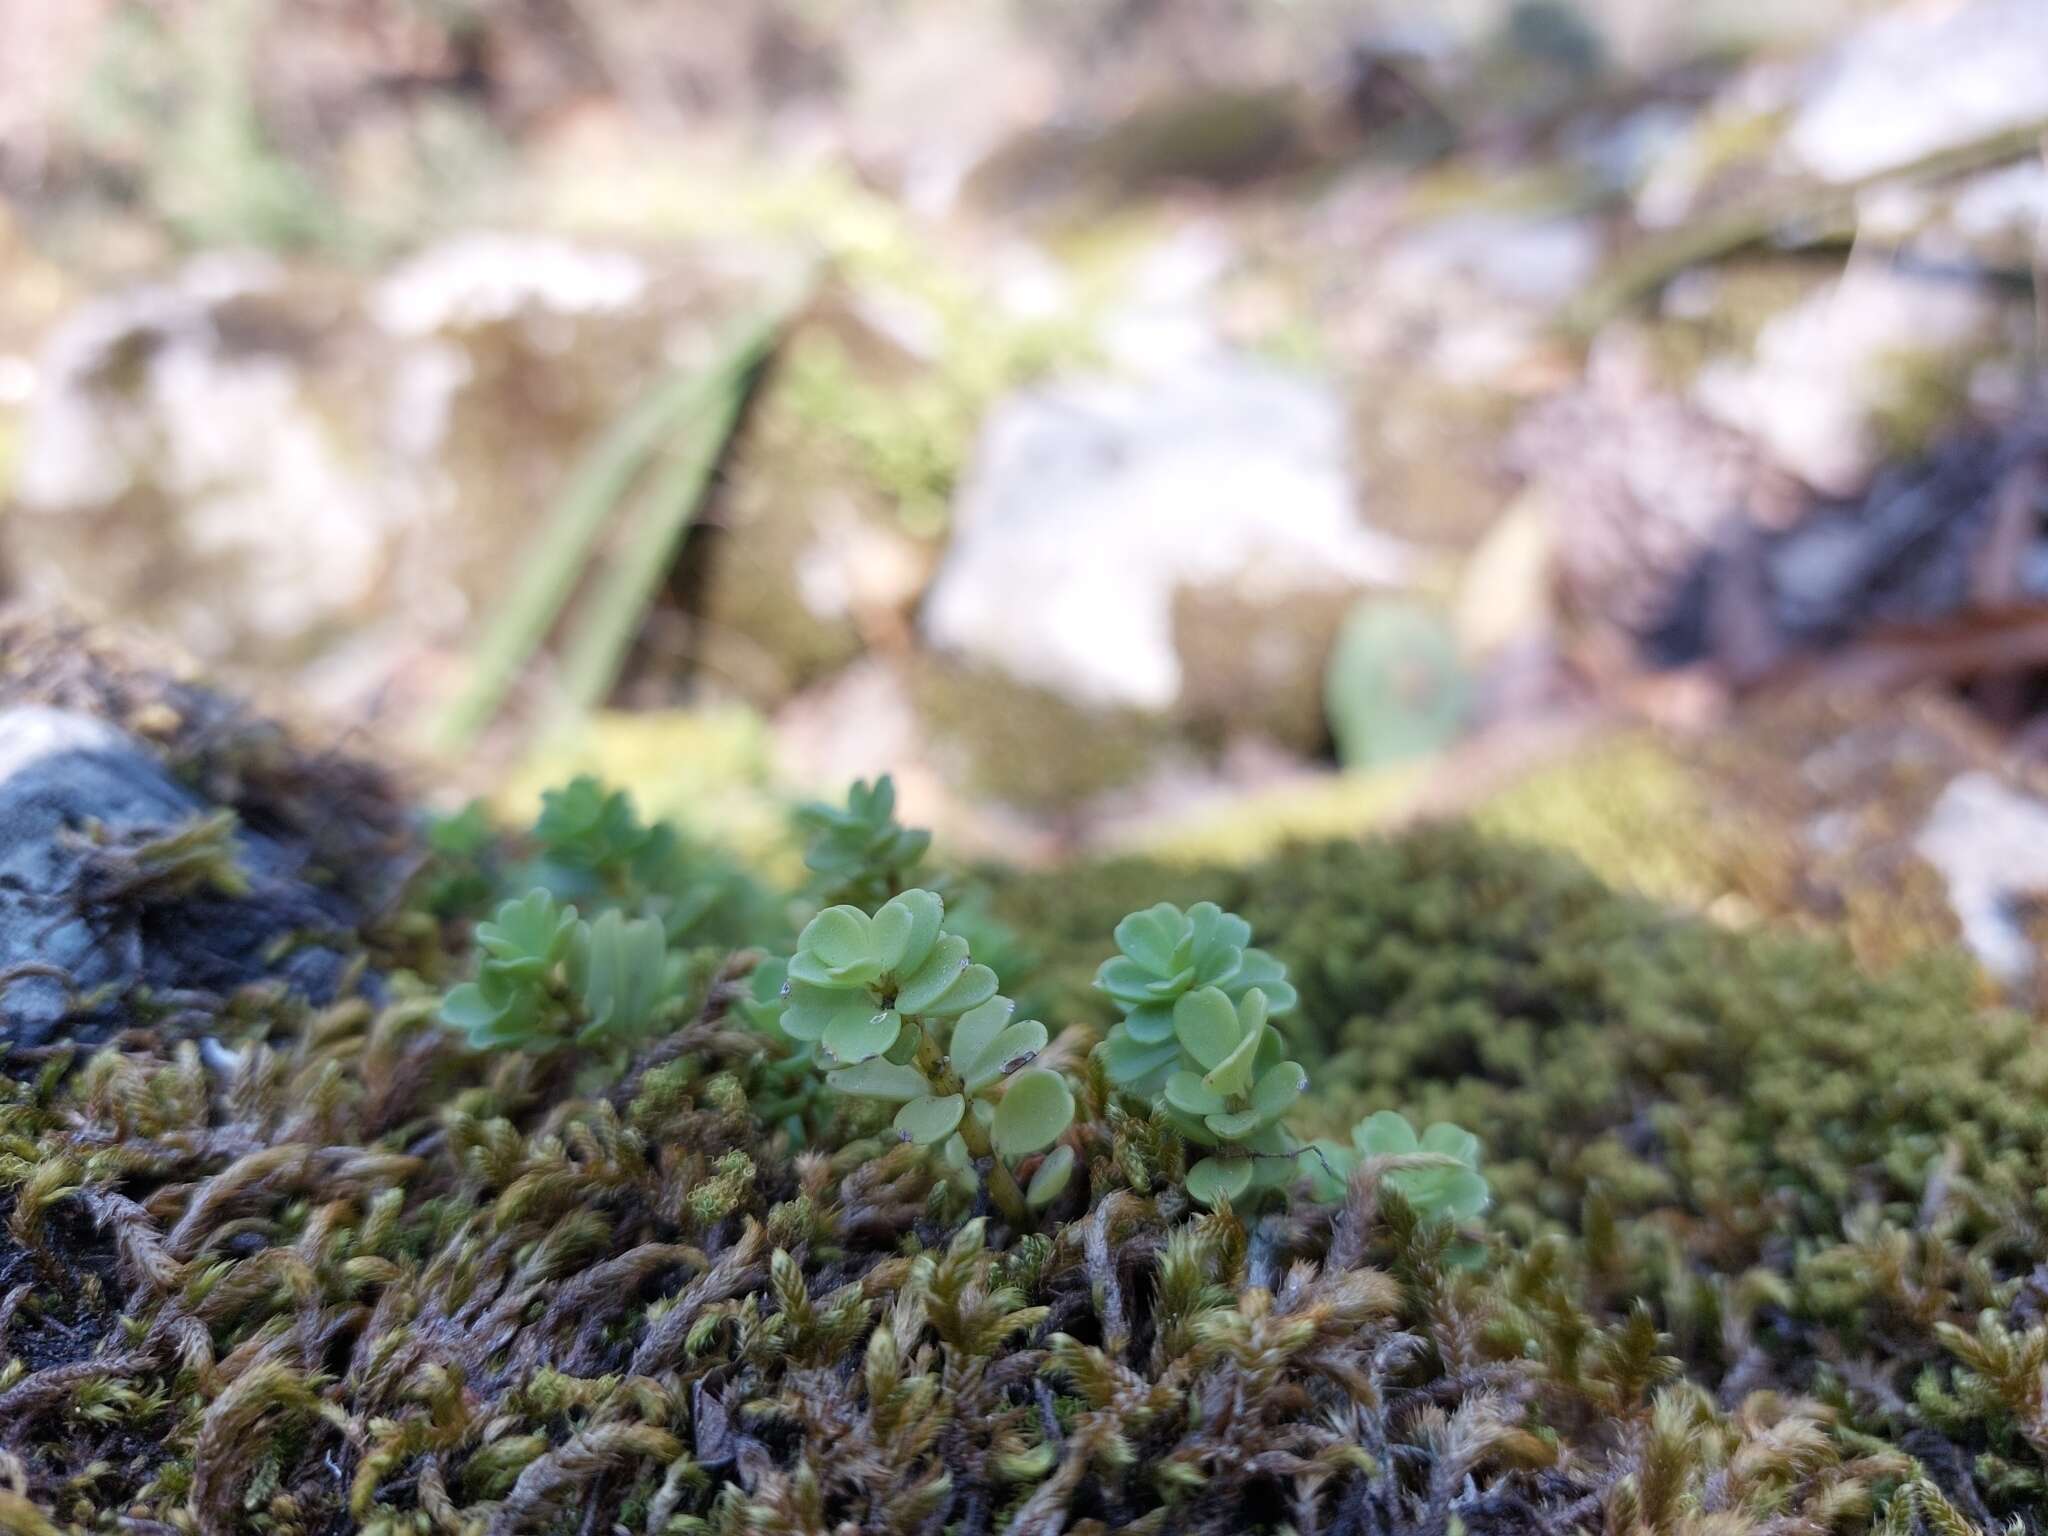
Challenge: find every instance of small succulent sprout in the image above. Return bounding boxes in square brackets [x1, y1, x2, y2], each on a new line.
[1143, 985, 1307, 1209]
[1096, 901, 1297, 1100]
[440, 890, 582, 1049]
[802, 901, 1078, 1220]
[796, 774, 933, 908]
[439, 889, 680, 1053]
[782, 889, 1000, 1067]
[571, 908, 677, 1042]
[1306, 1111, 1490, 1223]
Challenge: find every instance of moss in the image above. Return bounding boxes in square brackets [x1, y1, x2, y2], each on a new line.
[911, 655, 1169, 813]
[9, 713, 2048, 1528]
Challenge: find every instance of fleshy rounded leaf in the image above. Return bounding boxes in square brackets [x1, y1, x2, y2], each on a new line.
[960, 1019, 1050, 1093]
[1113, 903, 1186, 974]
[1204, 1107, 1263, 1140]
[947, 996, 1015, 1079]
[1421, 1122, 1481, 1167]
[1095, 955, 1165, 1006]
[798, 906, 873, 970]
[1200, 1023, 1261, 1099]
[1173, 987, 1242, 1071]
[923, 962, 999, 1020]
[440, 983, 501, 1034]
[1352, 1110, 1421, 1159]
[894, 935, 970, 1013]
[871, 889, 944, 975]
[1185, 1156, 1254, 1207]
[991, 1068, 1074, 1159]
[1163, 1070, 1226, 1118]
[1121, 1003, 1176, 1044]
[1025, 1144, 1077, 1209]
[821, 1006, 904, 1066]
[781, 985, 877, 1044]
[895, 1093, 966, 1146]
[1251, 1059, 1308, 1128]
[1099, 1030, 1182, 1089]
[827, 1059, 933, 1102]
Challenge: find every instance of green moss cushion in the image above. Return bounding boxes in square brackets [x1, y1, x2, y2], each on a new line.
[2, 826, 2042, 1530]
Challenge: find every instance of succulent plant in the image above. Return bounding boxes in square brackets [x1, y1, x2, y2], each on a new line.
[1305, 1110, 1489, 1224]
[439, 889, 681, 1052]
[781, 889, 998, 1066]
[1154, 986, 1309, 1206]
[1095, 901, 1297, 1102]
[785, 888, 1076, 1215]
[795, 775, 932, 909]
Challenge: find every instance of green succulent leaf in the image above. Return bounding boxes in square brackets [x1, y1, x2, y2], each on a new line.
[1186, 1155, 1254, 1207]
[1120, 1002, 1176, 1044]
[440, 982, 502, 1036]
[947, 996, 1016, 1077]
[959, 1019, 1050, 1094]
[1250, 1059, 1308, 1128]
[1025, 1144, 1076, 1209]
[991, 1069, 1074, 1160]
[895, 934, 971, 1013]
[827, 1059, 933, 1102]
[1163, 1070, 1227, 1118]
[870, 888, 944, 975]
[781, 984, 878, 1044]
[572, 909, 672, 1041]
[821, 1006, 904, 1066]
[923, 961, 1000, 1019]
[1099, 1030, 1181, 1089]
[1113, 903, 1186, 974]
[895, 1093, 966, 1146]
[1172, 987, 1242, 1071]
[789, 906, 879, 986]
[1199, 1018, 1261, 1099]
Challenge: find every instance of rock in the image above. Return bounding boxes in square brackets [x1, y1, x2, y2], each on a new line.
[1783, 0, 2048, 185]
[7, 238, 765, 718]
[1915, 772, 2048, 990]
[922, 357, 1409, 726]
[1508, 332, 1777, 649]
[0, 707, 359, 1050]
[1691, 264, 2003, 496]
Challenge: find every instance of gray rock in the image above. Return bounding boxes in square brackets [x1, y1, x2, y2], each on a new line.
[1784, 0, 2048, 184]
[0, 708, 356, 1051]
[7, 239, 767, 718]
[922, 358, 1408, 717]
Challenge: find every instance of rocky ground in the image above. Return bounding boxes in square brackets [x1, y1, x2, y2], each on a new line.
[0, 0, 2045, 989]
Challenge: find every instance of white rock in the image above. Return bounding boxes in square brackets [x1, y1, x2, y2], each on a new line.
[370, 233, 647, 336]
[1915, 771, 2048, 988]
[922, 358, 1408, 714]
[1784, 0, 2048, 184]
[1691, 263, 1996, 495]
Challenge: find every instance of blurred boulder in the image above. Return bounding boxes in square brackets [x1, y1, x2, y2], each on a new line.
[1783, 0, 2048, 184]
[1691, 263, 2006, 496]
[6, 236, 771, 718]
[922, 357, 1408, 747]
[1917, 771, 2048, 991]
